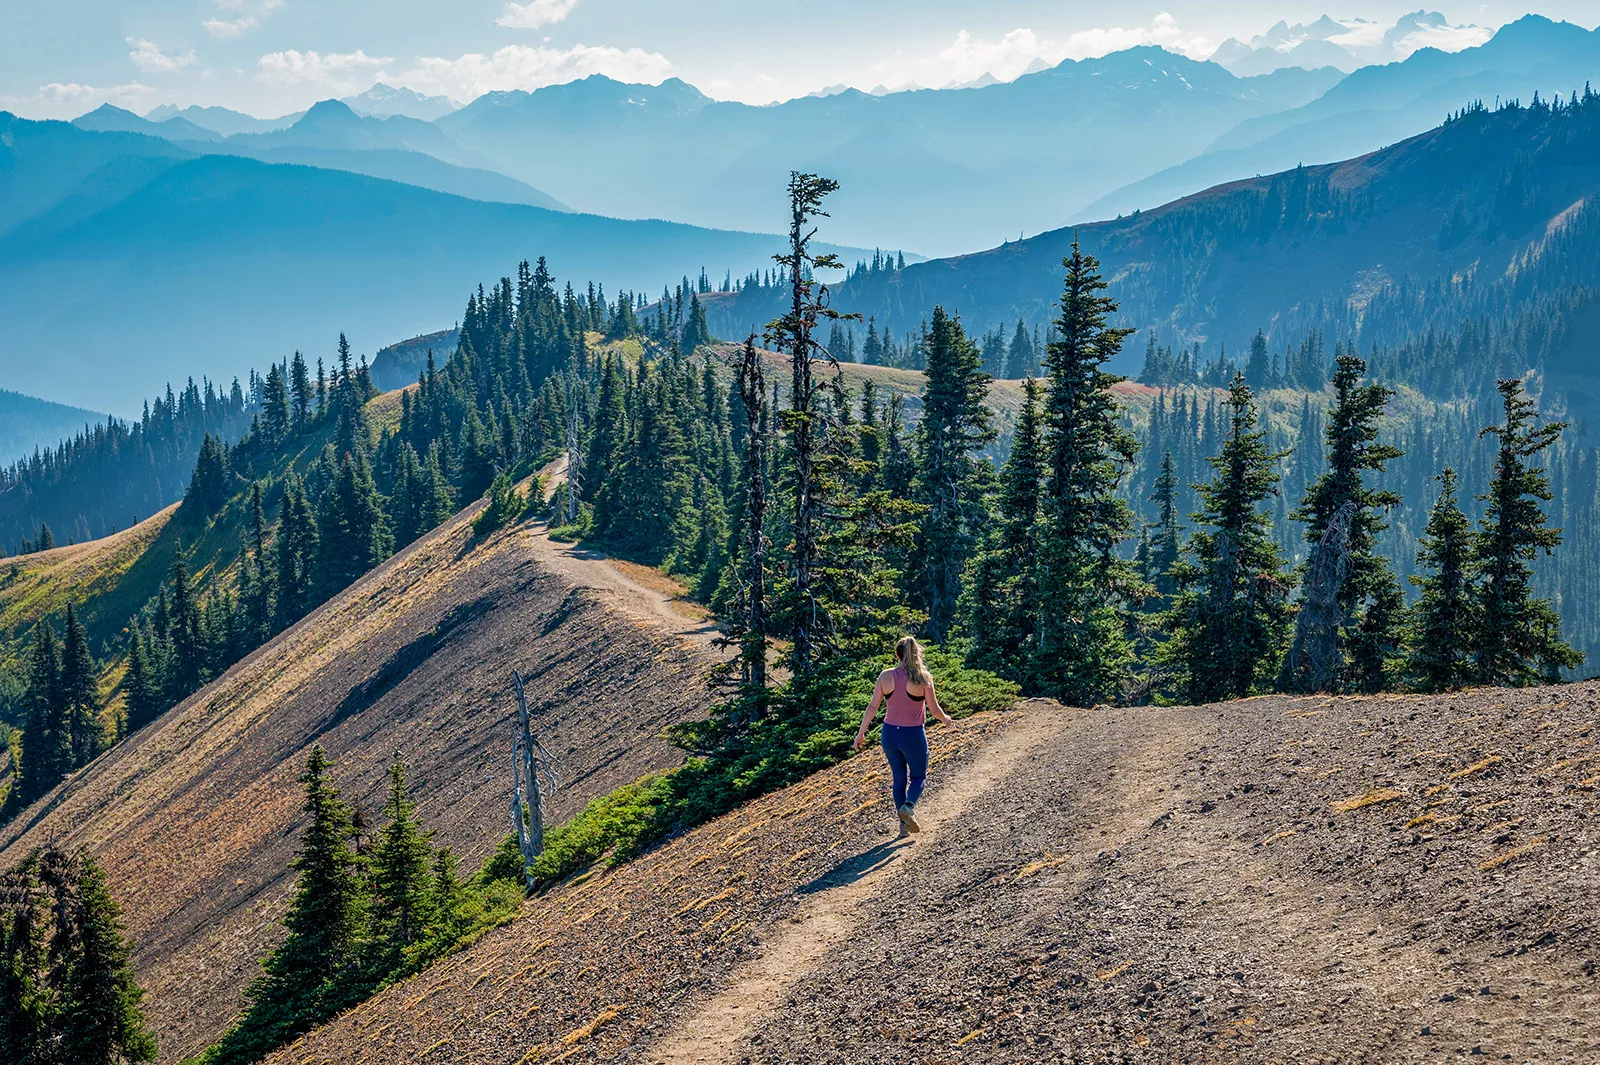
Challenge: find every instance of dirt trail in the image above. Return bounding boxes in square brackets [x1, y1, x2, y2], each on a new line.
[528, 457, 722, 654]
[644, 710, 1075, 1065]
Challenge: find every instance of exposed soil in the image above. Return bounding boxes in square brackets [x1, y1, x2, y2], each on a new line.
[0, 491, 731, 1063]
[266, 684, 1598, 1065]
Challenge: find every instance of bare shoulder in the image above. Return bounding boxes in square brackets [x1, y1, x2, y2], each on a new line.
[877, 668, 896, 689]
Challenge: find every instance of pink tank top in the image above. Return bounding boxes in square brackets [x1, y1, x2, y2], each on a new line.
[884, 667, 927, 728]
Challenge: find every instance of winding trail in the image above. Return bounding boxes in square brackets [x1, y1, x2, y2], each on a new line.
[643, 710, 1069, 1065]
[525, 456, 723, 655]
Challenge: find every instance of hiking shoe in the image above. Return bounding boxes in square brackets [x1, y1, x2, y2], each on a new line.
[898, 805, 921, 833]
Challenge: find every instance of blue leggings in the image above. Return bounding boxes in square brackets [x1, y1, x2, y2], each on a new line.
[880, 724, 929, 808]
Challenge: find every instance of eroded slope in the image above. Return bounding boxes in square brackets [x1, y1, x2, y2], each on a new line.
[0, 496, 726, 1063]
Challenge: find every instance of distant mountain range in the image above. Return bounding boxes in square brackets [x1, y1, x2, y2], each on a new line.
[1086, 15, 1600, 220]
[0, 390, 103, 466]
[736, 88, 1600, 405]
[1209, 10, 1490, 76]
[58, 103, 567, 212]
[433, 55, 1343, 256]
[0, 113, 873, 413]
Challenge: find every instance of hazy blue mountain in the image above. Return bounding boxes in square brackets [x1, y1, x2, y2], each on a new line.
[5, 113, 565, 238]
[0, 114, 191, 237]
[203, 146, 568, 211]
[72, 104, 224, 143]
[0, 146, 869, 412]
[437, 54, 1344, 255]
[1086, 16, 1600, 219]
[225, 99, 493, 171]
[0, 389, 104, 465]
[341, 83, 458, 121]
[703, 94, 1600, 387]
[144, 104, 300, 136]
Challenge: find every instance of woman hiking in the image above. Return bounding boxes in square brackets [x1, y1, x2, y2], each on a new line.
[854, 636, 953, 835]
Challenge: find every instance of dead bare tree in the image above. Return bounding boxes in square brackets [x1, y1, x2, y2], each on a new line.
[1280, 500, 1357, 694]
[510, 669, 560, 889]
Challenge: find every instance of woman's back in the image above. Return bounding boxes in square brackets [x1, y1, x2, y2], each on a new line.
[883, 666, 927, 727]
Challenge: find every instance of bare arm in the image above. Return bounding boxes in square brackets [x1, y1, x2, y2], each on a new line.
[927, 681, 953, 725]
[853, 674, 889, 751]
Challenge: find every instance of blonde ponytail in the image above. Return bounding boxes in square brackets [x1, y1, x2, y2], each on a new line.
[895, 636, 931, 687]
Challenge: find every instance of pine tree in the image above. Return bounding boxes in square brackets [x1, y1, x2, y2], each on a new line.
[274, 475, 320, 627]
[1473, 380, 1584, 685]
[766, 172, 849, 675]
[1406, 469, 1477, 691]
[369, 758, 436, 961]
[122, 627, 163, 735]
[316, 454, 391, 599]
[212, 746, 368, 1063]
[58, 602, 101, 769]
[183, 434, 231, 517]
[165, 552, 206, 699]
[912, 306, 996, 642]
[262, 364, 290, 442]
[1146, 451, 1182, 598]
[1287, 355, 1404, 691]
[240, 482, 275, 644]
[58, 855, 159, 1064]
[1031, 242, 1141, 704]
[18, 621, 66, 806]
[965, 377, 1043, 678]
[289, 352, 313, 431]
[1158, 377, 1293, 702]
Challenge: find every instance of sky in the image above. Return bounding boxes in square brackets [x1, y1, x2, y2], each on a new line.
[3, 2, 1598, 119]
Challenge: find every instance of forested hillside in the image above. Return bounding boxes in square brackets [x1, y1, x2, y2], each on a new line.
[704, 89, 1600, 408]
[0, 390, 103, 466]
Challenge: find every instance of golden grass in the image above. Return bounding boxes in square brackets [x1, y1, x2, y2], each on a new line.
[956, 1029, 986, 1047]
[561, 1007, 620, 1046]
[1261, 830, 1297, 845]
[1449, 756, 1503, 780]
[1016, 853, 1072, 879]
[1331, 787, 1407, 813]
[1405, 813, 1437, 830]
[1096, 961, 1133, 981]
[1480, 838, 1546, 872]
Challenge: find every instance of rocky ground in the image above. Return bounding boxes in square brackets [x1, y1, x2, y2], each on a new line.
[271, 683, 1598, 1065]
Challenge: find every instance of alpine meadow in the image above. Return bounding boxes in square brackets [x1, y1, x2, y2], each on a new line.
[3, 6, 1600, 1065]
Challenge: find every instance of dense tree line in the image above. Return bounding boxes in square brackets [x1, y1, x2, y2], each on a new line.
[0, 380, 255, 555]
[0, 847, 157, 1064]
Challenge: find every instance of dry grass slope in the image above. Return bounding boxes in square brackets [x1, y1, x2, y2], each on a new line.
[0, 491, 728, 1064]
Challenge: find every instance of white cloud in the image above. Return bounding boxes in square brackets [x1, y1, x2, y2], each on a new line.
[256, 49, 393, 93]
[0, 81, 160, 120]
[1391, 23, 1492, 59]
[872, 14, 1212, 92]
[496, 0, 580, 30]
[204, 0, 283, 39]
[204, 16, 259, 38]
[393, 43, 671, 99]
[127, 38, 198, 74]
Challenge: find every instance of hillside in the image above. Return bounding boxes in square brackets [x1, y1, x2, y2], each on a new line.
[746, 91, 1600, 386]
[263, 683, 1599, 1063]
[0, 388, 104, 466]
[0, 474, 730, 1062]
